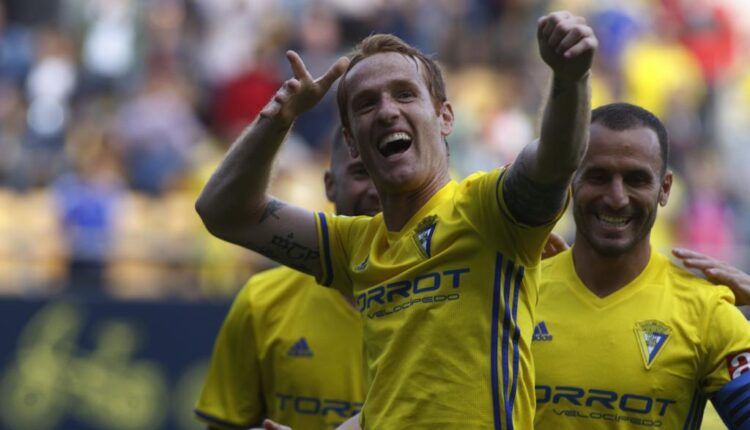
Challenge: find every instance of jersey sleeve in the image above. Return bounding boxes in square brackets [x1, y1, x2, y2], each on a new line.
[456, 168, 569, 267]
[195, 282, 263, 429]
[315, 212, 370, 295]
[700, 287, 750, 428]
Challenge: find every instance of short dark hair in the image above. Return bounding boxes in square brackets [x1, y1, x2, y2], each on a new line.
[591, 102, 669, 174]
[336, 34, 447, 132]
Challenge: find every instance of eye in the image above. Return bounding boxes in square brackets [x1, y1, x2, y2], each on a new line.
[350, 167, 369, 179]
[584, 170, 608, 184]
[353, 97, 377, 113]
[396, 90, 415, 100]
[626, 172, 653, 187]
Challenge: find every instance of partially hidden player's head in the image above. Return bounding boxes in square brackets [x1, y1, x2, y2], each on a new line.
[336, 34, 454, 195]
[325, 126, 381, 217]
[572, 102, 673, 258]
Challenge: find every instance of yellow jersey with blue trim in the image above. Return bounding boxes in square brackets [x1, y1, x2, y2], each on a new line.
[533, 249, 750, 430]
[194, 266, 365, 430]
[315, 168, 563, 429]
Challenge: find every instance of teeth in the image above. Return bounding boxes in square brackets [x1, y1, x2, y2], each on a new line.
[379, 132, 411, 148]
[599, 215, 629, 226]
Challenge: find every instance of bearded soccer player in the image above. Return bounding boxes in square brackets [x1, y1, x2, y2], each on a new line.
[194, 129, 378, 429]
[533, 103, 750, 429]
[196, 11, 597, 428]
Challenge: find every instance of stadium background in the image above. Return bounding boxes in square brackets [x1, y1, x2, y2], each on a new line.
[0, 0, 748, 428]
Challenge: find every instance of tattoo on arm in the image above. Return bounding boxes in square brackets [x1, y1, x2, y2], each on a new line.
[502, 163, 569, 226]
[270, 233, 319, 261]
[259, 232, 319, 273]
[259, 200, 286, 223]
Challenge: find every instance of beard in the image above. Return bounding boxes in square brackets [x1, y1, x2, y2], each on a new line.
[572, 199, 659, 258]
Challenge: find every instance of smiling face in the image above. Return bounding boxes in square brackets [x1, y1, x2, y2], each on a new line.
[572, 123, 672, 257]
[325, 132, 381, 217]
[341, 52, 453, 195]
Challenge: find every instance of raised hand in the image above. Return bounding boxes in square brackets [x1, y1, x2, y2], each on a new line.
[260, 51, 350, 125]
[537, 11, 597, 82]
[673, 248, 750, 306]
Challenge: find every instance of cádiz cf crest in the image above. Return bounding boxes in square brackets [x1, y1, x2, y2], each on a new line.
[412, 215, 437, 259]
[634, 320, 671, 370]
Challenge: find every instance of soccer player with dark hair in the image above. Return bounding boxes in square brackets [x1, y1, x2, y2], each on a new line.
[196, 11, 597, 428]
[193, 128, 377, 430]
[533, 102, 750, 429]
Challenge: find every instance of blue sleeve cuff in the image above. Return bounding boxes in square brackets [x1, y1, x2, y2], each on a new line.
[193, 409, 255, 429]
[318, 212, 334, 287]
[711, 370, 750, 430]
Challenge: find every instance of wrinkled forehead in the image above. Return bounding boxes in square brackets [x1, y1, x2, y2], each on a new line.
[582, 124, 662, 172]
[344, 52, 425, 96]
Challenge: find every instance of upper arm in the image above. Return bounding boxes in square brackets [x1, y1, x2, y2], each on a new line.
[201, 196, 322, 279]
[502, 142, 570, 226]
[456, 170, 560, 266]
[699, 290, 750, 428]
[702, 289, 750, 390]
[710, 371, 750, 429]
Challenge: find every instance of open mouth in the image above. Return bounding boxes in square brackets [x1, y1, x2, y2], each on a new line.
[378, 132, 412, 158]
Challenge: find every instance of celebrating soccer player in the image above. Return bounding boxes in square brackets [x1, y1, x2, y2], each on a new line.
[196, 11, 597, 429]
[533, 102, 750, 429]
[194, 128, 376, 429]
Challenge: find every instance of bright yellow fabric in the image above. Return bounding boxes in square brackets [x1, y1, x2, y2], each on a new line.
[702, 402, 728, 430]
[195, 267, 364, 429]
[533, 249, 750, 429]
[316, 168, 563, 429]
[622, 37, 704, 118]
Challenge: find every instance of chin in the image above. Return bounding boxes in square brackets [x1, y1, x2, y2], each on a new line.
[382, 169, 421, 190]
[590, 238, 637, 257]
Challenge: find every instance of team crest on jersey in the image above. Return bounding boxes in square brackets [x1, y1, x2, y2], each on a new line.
[634, 320, 671, 369]
[412, 215, 437, 259]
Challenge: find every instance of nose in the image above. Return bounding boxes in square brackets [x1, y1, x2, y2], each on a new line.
[376, 94, 399, 124]
[604, 177, 629, 209]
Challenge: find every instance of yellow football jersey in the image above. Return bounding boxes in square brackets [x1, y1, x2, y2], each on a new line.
[533, 249, 750, 429]
[194, 267, 365, 429]
[316, 168, 563, 429]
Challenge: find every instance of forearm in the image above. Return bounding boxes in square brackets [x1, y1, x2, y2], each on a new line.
[502, 11, 595, 225]
[196, 113, 292, 238]
[536, 72, 591, 182]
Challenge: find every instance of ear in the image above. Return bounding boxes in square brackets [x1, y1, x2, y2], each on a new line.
[343, 127, 359, 159]
[439, 101, 454, 137]
[658, 170, 673, 206]
[324, 170, 336, 203]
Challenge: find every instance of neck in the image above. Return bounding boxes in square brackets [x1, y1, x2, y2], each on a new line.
[380, 171, 451, 231]
[571, 236, 651, 298]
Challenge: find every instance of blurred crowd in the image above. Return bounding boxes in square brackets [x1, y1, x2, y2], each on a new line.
[1, 0, 749, 300]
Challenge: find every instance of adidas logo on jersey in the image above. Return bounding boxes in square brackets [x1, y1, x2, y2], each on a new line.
[533, 322, 553, 342]
[287, 337, 314, 357]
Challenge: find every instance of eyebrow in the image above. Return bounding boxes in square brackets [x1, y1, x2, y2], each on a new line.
[350, 79, 420, 103]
